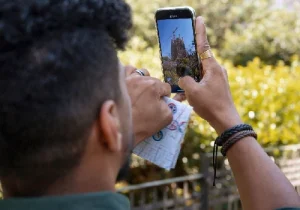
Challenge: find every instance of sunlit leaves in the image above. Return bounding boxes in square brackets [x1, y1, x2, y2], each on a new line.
[121, 0, 300, 181]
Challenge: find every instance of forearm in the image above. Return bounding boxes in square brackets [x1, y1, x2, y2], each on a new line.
[178, 15, 300, 209]
[227, 137, 300, 210]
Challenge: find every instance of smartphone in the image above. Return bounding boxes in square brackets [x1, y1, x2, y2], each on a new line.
[155, 6, 203, 93]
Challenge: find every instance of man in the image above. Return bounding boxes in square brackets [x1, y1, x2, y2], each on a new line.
[0, 1, 299, 210]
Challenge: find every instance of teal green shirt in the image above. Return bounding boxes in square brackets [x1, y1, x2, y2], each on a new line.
[0, 192, 298, 210]
[0, 192, 130, 210]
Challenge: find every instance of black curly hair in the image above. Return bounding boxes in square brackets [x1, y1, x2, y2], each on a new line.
[0, 0, 132, 196]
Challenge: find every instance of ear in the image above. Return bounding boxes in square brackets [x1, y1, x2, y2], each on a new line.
[99, 100, 122, 152]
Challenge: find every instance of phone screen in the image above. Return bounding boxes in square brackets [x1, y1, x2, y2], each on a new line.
[156, 9, 202, 92]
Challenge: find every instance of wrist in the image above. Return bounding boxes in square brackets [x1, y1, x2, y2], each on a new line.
[209, 109, 243, 135]
[226, 136, 257, 157]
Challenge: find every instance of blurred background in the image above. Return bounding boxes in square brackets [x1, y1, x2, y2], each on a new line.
[117, 0, 300, 209]
[1, 0, 299, 209]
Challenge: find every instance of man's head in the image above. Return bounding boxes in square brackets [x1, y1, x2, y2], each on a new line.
[0, 0, 133, 197]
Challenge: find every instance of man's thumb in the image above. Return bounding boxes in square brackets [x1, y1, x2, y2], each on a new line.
[178, 76, 197, 92]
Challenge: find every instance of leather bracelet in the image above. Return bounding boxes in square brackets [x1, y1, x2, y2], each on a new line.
[216, 124, 253, 146]
[212, 123, 254, 186]
[221, 130, 257, 156]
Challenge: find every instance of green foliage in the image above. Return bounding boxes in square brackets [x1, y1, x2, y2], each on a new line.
[125, 0, 300, 65]
[123, 54, 300, 183]
[181, 55, 300, 172]
[231, 56, 300, 146]
[222, 7, 300, 65]
[122, 0, 300, 146]
[121, 0, 300, 183]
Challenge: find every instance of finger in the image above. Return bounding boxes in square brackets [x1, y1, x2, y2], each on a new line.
[195, 17, 218, 67]
[157, 82, 171, 97]
[173, 93, 186, 102]
[124, 65, 137, 77]
[131, 68, 150, 77]
[178, 76, 198, 93]
[160, 100, 173, 124]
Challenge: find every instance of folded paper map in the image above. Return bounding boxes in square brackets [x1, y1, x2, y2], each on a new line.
[133, 97, 193, 170]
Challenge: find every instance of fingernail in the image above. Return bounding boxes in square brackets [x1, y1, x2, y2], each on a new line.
[198, 16, 205, 24]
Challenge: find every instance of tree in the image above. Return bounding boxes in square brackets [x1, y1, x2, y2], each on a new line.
[125, 0, 300, 65]
[119, 0, 300, 184]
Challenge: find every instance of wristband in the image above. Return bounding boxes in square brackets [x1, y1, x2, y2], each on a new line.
[213, 124, 254, 186]
[216, 124, 253, 146]
[221, 130, 257, 156]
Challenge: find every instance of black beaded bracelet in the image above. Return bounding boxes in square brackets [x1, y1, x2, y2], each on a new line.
[221, 130, 257, 156]
[212, 123, 254, 186]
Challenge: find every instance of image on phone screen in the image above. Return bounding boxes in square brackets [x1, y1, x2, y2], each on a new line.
[157, 17, 201, 92]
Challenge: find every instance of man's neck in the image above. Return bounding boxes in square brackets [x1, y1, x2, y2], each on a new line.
[2, 161, 116, 198]
[45, 167, 116, 196]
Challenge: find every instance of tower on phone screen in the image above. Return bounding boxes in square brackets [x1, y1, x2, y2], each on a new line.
[157, 18, 200, 90]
